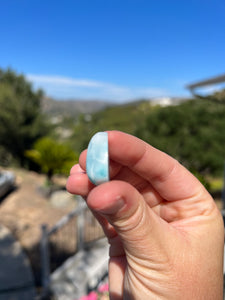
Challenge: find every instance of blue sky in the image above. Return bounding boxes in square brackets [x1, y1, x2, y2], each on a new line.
[1, 0, 225, 102]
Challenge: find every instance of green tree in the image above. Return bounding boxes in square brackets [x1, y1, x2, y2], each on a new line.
[135, 99, 225, 177]
[25, 137, 78, 183]
[192, 88, 225, 105]
[0, 69, 49, 166]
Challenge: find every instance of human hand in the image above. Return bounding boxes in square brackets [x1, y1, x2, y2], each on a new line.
[67, 131, 224, 300]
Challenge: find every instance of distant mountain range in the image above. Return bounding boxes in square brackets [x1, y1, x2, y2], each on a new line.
[41, 96, 188, 118]
[41, 97, 114, 117]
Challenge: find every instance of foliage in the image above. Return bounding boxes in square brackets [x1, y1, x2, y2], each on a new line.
[210, 88, 225, 104]
[69, 97, 225, 178]
[135, 99, 225, 176]
[25, 137, 78, 182]
[193, 88, 225, 105]
[209, 177, 224, 192]
[0, 68, 50, 166]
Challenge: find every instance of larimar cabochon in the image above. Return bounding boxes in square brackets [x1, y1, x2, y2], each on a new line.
[86, 132, 109, 185]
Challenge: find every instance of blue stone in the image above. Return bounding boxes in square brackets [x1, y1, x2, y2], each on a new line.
[86, 132, 109, 185]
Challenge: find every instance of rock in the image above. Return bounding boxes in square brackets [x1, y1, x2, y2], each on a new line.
[49, 190, 77, 209]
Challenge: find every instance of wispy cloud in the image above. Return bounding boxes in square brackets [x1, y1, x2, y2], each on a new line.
[27, 74, 104, 88]
[27, 74, 168, 102]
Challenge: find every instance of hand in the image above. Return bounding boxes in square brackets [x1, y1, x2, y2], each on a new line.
[67, 131, 224, 300]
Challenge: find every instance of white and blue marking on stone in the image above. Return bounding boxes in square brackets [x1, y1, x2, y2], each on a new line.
[86, 132, 109, 185]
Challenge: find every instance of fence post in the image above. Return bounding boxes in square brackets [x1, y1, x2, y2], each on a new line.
[77, 197, 85, 251]
[40, 224, 50, 297]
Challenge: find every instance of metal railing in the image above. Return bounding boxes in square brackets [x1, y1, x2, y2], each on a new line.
[40, 196, 104, 298]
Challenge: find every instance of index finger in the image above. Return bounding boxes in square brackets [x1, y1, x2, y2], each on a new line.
[107, 131, 204, 201]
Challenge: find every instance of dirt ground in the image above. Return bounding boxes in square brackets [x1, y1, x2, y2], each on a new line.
[0, 168, 76, 250]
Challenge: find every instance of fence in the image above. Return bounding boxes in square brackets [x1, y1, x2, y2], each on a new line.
[40, 196, 104, 298]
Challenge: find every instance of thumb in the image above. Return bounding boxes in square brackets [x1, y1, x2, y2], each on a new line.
[86, 180, 173, 260]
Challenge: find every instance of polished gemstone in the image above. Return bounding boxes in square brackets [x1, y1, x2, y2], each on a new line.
[86, 132, 109, 185]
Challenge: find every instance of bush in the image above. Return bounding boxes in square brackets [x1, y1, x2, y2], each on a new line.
[26, 137, 78, 183]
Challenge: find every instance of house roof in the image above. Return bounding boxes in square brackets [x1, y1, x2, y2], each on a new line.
[187, 73, 225, 90]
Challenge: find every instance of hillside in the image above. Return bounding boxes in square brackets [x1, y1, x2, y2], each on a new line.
[49, 97, 189, 151]
[69, 97, 225, 179]
[41, 97, 114, 117]
[70, 100, 153, 151]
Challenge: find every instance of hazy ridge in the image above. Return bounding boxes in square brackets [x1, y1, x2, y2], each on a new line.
[41, 97, 115, 117]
